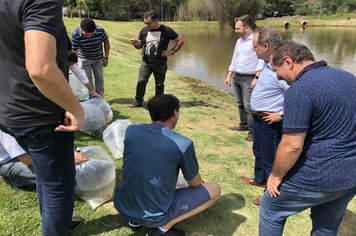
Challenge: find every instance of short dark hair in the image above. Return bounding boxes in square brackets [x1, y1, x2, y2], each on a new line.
[144, 10, 159, 21]
[272, 40, 315, 67]
[80, 18, 96, 32]
[234, 15, 257, 30]
[148, 94, 180, 122]
[68, 51, 78, 63]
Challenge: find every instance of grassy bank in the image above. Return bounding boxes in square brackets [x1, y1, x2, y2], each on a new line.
[0, 19, 355, 236]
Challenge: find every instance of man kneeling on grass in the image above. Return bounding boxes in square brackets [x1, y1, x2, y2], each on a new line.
[114, 94, 221, 236]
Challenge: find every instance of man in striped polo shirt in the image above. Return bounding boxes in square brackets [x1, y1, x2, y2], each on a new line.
[71, 18, 110, 96]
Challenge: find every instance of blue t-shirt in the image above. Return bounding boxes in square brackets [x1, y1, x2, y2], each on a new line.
[283, 61, 356, 192]
[114, 123, 199, 226]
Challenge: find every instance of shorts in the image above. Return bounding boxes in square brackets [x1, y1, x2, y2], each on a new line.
[149, 184, 211, 228]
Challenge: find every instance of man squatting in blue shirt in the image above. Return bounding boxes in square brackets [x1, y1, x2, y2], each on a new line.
[260, 40, 356, 235]
[114, 94, 221, 236]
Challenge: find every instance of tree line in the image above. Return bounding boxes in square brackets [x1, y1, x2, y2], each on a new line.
[64, 0, 356, 27]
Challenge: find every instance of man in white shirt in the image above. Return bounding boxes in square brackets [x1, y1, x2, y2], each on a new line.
[224, 15, 264, 141]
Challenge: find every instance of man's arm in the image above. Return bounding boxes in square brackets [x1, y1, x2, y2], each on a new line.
[161, 35, 184, 57]
[25, 30, 84, 131]
[224, 71, 234, 86]
[267, 132, 306, 197]
[188, 173, 203, 187]
[130, 38, 144, 49]
[103, 40, 110, 67]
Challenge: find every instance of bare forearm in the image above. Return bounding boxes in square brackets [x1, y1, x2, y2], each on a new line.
[104, 41, 110, 58]
[170, 36, 184, 54]
[271, 134, 305, 179]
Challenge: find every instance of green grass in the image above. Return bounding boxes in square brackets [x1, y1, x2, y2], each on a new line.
[0, 18, 355, 236]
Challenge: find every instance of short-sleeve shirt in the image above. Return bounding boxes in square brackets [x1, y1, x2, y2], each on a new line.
[114, 123, 199, 226]
[139, 24, 179, 63]
[71, 26, 109, 60]
[283, 61, 356, 192]
[0, 0, 68, 128]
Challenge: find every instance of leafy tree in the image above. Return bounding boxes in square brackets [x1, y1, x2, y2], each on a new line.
[262, 0, 294, 17]
[63, 0, 77, 18]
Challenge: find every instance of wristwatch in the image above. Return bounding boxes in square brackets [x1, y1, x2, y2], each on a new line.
[254, 75, 259, 79]
[169, 50, 174, 55]
[278, 111, 284, 117]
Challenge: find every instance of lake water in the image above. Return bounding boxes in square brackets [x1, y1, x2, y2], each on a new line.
[168, 27, 356, 93]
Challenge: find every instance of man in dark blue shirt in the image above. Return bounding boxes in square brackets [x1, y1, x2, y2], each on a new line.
[114, 94, 220, 236]
[259, 40, 356, 235]
[130, 11, 184, 107]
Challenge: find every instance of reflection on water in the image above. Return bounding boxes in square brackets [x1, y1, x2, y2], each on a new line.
[169, 27, 356, 93]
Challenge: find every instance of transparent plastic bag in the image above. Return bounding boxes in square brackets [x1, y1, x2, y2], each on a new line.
[176, 169, 189, 189]
[80, 103, 106, 132]
[69, 72, 89, 101]
[83, 97, 113, 124]
[75, 146, 116, 209]
[103, 119, 132, 159]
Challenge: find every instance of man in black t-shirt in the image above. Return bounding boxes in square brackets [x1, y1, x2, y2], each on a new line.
[0, 1, 84, 235]
[130, 10, 184, 107]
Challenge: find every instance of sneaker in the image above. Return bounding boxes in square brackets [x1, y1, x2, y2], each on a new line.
[245, 132, 253, 142]
[128, 221, 141, 230]
[146, 228, 186, 236]
[130, 101, 142, 108]
[69, 215, 84, 233]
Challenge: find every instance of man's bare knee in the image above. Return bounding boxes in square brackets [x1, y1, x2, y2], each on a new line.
[203, 182, 221, 200]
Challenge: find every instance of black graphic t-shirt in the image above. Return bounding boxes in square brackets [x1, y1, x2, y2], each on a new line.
[138, 24, 179, 63]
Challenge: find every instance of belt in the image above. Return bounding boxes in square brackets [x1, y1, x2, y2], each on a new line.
[251, 112, 269, 118]
[235, 73, 255, 78]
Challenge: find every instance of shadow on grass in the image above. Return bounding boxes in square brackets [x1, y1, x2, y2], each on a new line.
[339, 209, 356, 236]
[180, 100, 219, 109]
[108, 97, 136, 105]
[73, 193, 246, 236]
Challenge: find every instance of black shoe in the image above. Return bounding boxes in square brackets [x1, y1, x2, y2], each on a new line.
[128, 221, 141, 230]
[146, 228, 186, 236]
[130, 101, 142, 108]
[69, 215, 84, 233]
[228, 126, 248, 131]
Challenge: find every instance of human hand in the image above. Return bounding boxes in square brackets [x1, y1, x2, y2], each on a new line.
[91, 91, 103, 98]
[267, 174, 282, 197]
[161, 50, 171, 57]
[103, 58, 109, 67]
[224, 77, 232, 86]
[74, 151, 89, 165]
[55, 110, 84, 132]
[250, 78, 258, 89]
[262, 112, 283, 124]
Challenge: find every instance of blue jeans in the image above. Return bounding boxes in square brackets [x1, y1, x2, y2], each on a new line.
[135, 60, 167, 102]
[259, 181, 356, 236]
[0, 124, 76, 236]
[0, 159, 36, 189]
[232, 74, 254, 132]
[252, 117, 282, 184]
[79, 58, 104, 95]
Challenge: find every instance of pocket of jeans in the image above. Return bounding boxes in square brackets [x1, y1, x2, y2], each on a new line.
[20, 126, 54, 151]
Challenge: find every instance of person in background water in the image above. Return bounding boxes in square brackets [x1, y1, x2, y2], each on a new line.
[130, 10, 184, 108]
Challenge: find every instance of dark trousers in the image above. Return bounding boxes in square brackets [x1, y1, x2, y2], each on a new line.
[0, 123, 75, 236]
[252, 117, 283, 184]
[135, 60, 168, 102]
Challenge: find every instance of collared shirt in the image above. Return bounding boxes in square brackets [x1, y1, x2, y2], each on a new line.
[71, 26, 109, 60]
[228, 33, 264, 74]
[283, 61, 356, 192]
[251, 62, 289, 112]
